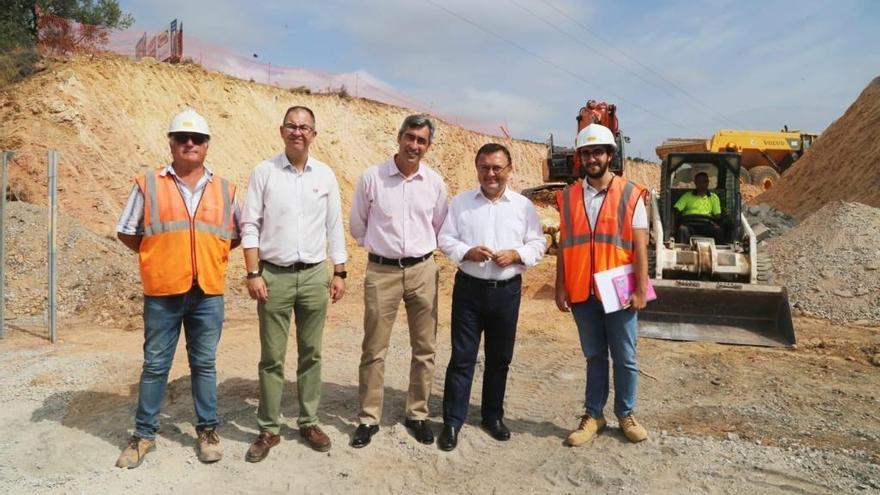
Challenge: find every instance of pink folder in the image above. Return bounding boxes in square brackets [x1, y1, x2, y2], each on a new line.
[612, 272, 657, 307]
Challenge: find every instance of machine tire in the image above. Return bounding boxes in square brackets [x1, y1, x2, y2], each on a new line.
[750, 166, 780, 191]
[756, 252, 773, 283]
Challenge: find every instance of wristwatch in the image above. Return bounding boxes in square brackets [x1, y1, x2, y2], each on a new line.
[246, 270, 261, 279]
[333, 271, 347, 279]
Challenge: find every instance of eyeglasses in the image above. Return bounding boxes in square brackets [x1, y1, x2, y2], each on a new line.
[477, 165, 511, 174]
[171, 133, 209, 145]
[282, 123, 314, 133]
[578, 148, 608, 159]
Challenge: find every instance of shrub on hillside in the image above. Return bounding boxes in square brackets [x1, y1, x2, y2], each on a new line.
[0, 47, 41, 87]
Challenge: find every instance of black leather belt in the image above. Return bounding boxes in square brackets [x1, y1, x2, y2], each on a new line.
[262, 260, 322, 271]
[456, 270, 521, 288]
[368, 252, 432, 267]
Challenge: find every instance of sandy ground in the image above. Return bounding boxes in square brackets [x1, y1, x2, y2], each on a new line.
[2, 263, 879, 494]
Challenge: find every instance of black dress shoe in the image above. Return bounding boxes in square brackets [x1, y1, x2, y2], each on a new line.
[351, 424, 379, 448]
[438, 424, 458, 451]
[481, 419, 511, 441]
[403, 419, 435, 444]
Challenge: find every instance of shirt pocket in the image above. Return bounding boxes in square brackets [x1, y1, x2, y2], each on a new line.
[409, 184, 438, 219]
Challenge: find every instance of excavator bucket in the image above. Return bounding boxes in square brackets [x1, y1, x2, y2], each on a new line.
[639, 279, 796, 347]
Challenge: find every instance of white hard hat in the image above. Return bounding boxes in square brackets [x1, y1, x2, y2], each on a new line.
[168, 108, 211, 136]
[575, 123, 616, 150]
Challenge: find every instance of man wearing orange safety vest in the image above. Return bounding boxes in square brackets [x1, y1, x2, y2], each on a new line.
[555, 123, 650, 446]
[114, 109, 240, 468]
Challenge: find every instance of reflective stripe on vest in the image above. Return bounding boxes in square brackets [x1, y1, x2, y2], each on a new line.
[136, 170, 235, 296]
[556, 177, 644, 304]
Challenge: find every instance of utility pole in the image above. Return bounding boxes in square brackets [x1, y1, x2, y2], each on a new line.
[0, 151, 13, 339]
[47, 150, 58, 344]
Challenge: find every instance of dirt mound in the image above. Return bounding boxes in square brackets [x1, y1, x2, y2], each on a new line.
[625, 159, 660, 191]
[0, 55, 546, 236]
[758, 77, 880, 218]
[3, 201, 141, 321]
[766, 201, 880, 323]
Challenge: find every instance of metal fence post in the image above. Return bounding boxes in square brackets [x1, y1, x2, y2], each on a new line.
[47, 150, 58, 344]
[0, 151, 13, 339]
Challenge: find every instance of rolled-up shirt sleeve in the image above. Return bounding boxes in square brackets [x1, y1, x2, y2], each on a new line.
[349, 173, 369, 246]
[438, 200, 470, 263]
[515, 201, 546, 267]
[326, 172, 348, 264]
[240, 165, 265, 249]
[116, 184, 144, 235]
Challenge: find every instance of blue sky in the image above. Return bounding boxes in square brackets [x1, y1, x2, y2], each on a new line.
[119, 0, 879, 160]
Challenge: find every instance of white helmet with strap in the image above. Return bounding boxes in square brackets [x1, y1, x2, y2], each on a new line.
[575, 123, 616, 150]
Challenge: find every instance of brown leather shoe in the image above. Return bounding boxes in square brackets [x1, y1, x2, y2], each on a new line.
[300, 424, 331, 452]
[245, 430, 280, 463]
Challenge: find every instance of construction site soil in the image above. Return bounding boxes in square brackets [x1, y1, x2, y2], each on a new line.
[758, 77, 880, 218]
[1, 56, 878, 494]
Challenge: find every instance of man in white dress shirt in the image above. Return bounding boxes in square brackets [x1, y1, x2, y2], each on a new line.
[240, 106, 348, 461]
[436, 143, 545, 451]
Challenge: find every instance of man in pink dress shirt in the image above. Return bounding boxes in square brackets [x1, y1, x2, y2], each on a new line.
[349, 114, 449, 448]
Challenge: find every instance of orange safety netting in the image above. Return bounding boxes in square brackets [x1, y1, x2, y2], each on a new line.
[35, 11, 501, 137]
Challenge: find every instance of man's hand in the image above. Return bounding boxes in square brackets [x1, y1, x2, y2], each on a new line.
[492, 249, 521, 267]
[463, 245, 494, 262]
[626, 289, 647, 311]
[555, 286, 571, 312]
[247, 276, 269, 302]
[330, 276, 345, 303]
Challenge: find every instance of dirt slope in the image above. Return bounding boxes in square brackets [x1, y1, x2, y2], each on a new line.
[758, 77, 880, 218]
[0, 55, 546, 235]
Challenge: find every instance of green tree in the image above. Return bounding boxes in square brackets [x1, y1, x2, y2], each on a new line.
[0, 0, 133, 50]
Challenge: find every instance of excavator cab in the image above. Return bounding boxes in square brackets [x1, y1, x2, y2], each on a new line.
[640, 152, 796, 347]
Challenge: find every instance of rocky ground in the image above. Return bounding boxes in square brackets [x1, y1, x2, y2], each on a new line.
[1, 298, 879, 493]
[1, 259, 879, 494]
[744, 202, 797, 244]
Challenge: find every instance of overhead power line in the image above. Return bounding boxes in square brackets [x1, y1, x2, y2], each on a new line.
[536, 0, 742, 128]
[422, 0, 691, 131]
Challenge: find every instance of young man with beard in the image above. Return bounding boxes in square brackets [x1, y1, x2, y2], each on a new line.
[554, 124, 650, 446]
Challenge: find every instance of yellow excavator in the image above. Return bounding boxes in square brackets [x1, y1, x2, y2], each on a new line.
[655, 128, 817, 190]
[640, 151, 795, 347]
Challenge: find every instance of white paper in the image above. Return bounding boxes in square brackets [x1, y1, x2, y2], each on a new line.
[593, 264, 634, 313]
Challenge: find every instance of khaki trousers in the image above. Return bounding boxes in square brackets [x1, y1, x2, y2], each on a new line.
[358, 257, 439, 424]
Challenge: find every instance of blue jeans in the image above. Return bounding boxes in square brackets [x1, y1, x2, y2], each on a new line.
[134, 286, 224, 439]
[571, 297, 639, 418]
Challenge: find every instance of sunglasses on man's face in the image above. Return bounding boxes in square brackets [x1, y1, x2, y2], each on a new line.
[171, 133, 209, 145]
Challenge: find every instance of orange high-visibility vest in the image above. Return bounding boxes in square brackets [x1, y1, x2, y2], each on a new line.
[556, 176, 646, 304]
[135, 169, 236, 296]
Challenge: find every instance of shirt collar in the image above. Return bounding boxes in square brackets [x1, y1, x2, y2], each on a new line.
[387, 156, 423, 179]
[162, 163, 214, 182]
[280, 153, 313, 172]
[474, 186, 512, 203]
[585, 173, 616, 194]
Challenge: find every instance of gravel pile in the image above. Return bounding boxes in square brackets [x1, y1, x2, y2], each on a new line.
[766, 201, 880, 323]
[3, 201, 142, 322]
[745, 202, 797, 243]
